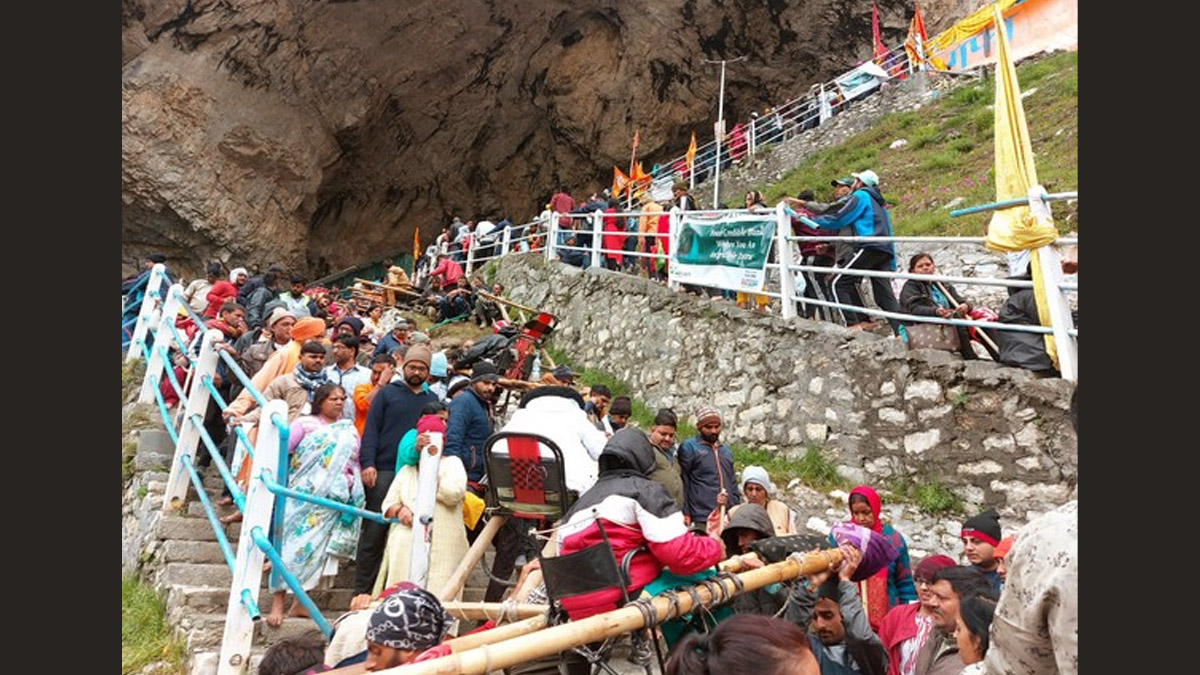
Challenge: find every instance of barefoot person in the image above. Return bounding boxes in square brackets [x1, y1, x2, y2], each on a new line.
[265, 383, 366, 626]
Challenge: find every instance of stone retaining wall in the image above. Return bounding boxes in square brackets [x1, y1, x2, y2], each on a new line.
[493, 254, 1077, 522]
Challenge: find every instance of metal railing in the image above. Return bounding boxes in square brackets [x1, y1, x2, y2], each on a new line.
[460, 191, 1079, 380]
[124, 298, 402, 673]
[643, 42, 918, 204]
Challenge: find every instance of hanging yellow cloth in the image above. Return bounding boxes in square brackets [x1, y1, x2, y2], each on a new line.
[926, 0, 1021, 57]
[983, 2, 1060, 369]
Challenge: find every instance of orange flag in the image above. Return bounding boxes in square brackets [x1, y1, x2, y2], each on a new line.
[685, 131, 697, 170]
[630, 161, 648, 183]
[612, 166, 630, 197]
[904, 1, 929, 69]
[412, 225, 420, 275]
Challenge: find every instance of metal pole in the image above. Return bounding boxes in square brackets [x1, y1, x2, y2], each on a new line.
[590, 209, 603, 269]
[713, 59, 725, 208]
[775, 203, 798, 320]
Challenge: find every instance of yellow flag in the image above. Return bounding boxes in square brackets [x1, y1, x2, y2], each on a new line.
[984, 1, 1060, 367]
[686, 131, 697, 169]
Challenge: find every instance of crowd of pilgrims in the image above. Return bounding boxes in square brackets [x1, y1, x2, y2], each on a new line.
[125, 248, 1076, 675]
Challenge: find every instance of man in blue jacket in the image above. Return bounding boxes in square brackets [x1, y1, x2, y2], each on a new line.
[444, 362, 498, 486]
[809, 170, 904, 335]
[677, 406, 741, 527]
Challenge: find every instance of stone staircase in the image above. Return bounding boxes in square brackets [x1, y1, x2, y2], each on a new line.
[124, 422, 493, 675]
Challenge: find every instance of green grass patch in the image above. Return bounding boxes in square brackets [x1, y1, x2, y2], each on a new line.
[123, 438, 138, 485]
[763, 51, 1077, 237]
[122, 575, 187, 675]
[885, 476, 965, 516]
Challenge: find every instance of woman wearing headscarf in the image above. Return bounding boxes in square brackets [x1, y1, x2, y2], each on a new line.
[829, 485, 917, 631]
[372, 410, 468, 599]
[727, 465, 797, 536]
[265, 382, 365, 627]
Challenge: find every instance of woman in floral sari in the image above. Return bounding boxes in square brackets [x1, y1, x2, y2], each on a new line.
[266, 383, 366, 627]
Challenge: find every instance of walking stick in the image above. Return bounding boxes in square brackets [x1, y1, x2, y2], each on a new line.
[935, 280, 1000, 354]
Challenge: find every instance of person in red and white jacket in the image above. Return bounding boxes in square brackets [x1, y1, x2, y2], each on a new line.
[555, 427, 725, 620]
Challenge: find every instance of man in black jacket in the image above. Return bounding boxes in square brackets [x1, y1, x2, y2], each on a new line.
[353, 344, 439, 597]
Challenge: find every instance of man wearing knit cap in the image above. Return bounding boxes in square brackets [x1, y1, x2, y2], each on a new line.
[354, 343, 439, 597]
[960, 509, 1003, 594]
[445, 361, 498, 487]
[676, 405, 741, 527]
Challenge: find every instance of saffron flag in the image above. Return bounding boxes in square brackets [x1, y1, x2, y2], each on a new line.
[685, 131, 697, 170]
[872, 3, 889, 64]
[412, 225, 420, 275]
[904, 1, 929, 69]
[632, 127, 639, 154]
[612, 166, 630, 197]
[631, 161, 649, 183]
[984, 2, 1061, 368]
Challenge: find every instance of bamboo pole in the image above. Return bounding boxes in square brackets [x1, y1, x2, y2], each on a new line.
[438, 515, 506, 601]
[442, 615, 549, 653]
[354, 278, 425, 298]
[381, 549, 843, 675]
[474, 289, 540, 315]
[934, 280, 1001, 354]
[441, 602, 549, 621]
[511, 536, 557, 603]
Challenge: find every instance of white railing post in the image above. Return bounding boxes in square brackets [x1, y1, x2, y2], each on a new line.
[1028, 186, 1078, 381]
[126, 263, 168, 363]
[546, 213, 559, 262]
[775, 203, 798, 320]
[501, 225, 512, 260]
[749, 116, 757, 157]
[139, 282, 185, 404]
[590, 210, 603, 269]
[217, 398, 286, 675]
[162, 329, 224, 512]
[465, 235, 477, 276]
[667, 207, 682, 291]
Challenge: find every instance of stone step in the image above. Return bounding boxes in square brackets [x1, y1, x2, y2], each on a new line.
[167, 584, 359, 618]
[181, 612, 340, 651]
[160, 558, 360, 590]
[186, 499, 240, 520]
[156, 515, 241, 543]
[160, 539, 232, 565]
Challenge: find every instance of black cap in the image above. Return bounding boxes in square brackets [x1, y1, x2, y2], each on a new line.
[147, 253, 167, 264]
[471, 361, 501, 383]
[961, 509, 1002, 546]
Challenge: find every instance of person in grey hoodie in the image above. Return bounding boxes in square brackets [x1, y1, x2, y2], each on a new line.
[720, 503, 788, 617]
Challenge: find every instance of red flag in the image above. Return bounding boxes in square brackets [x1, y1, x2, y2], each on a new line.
[904, 1, 929, 70]
[872, 3, 889, 64]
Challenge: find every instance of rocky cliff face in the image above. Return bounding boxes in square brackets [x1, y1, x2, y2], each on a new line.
[122, 0, 975, 279]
